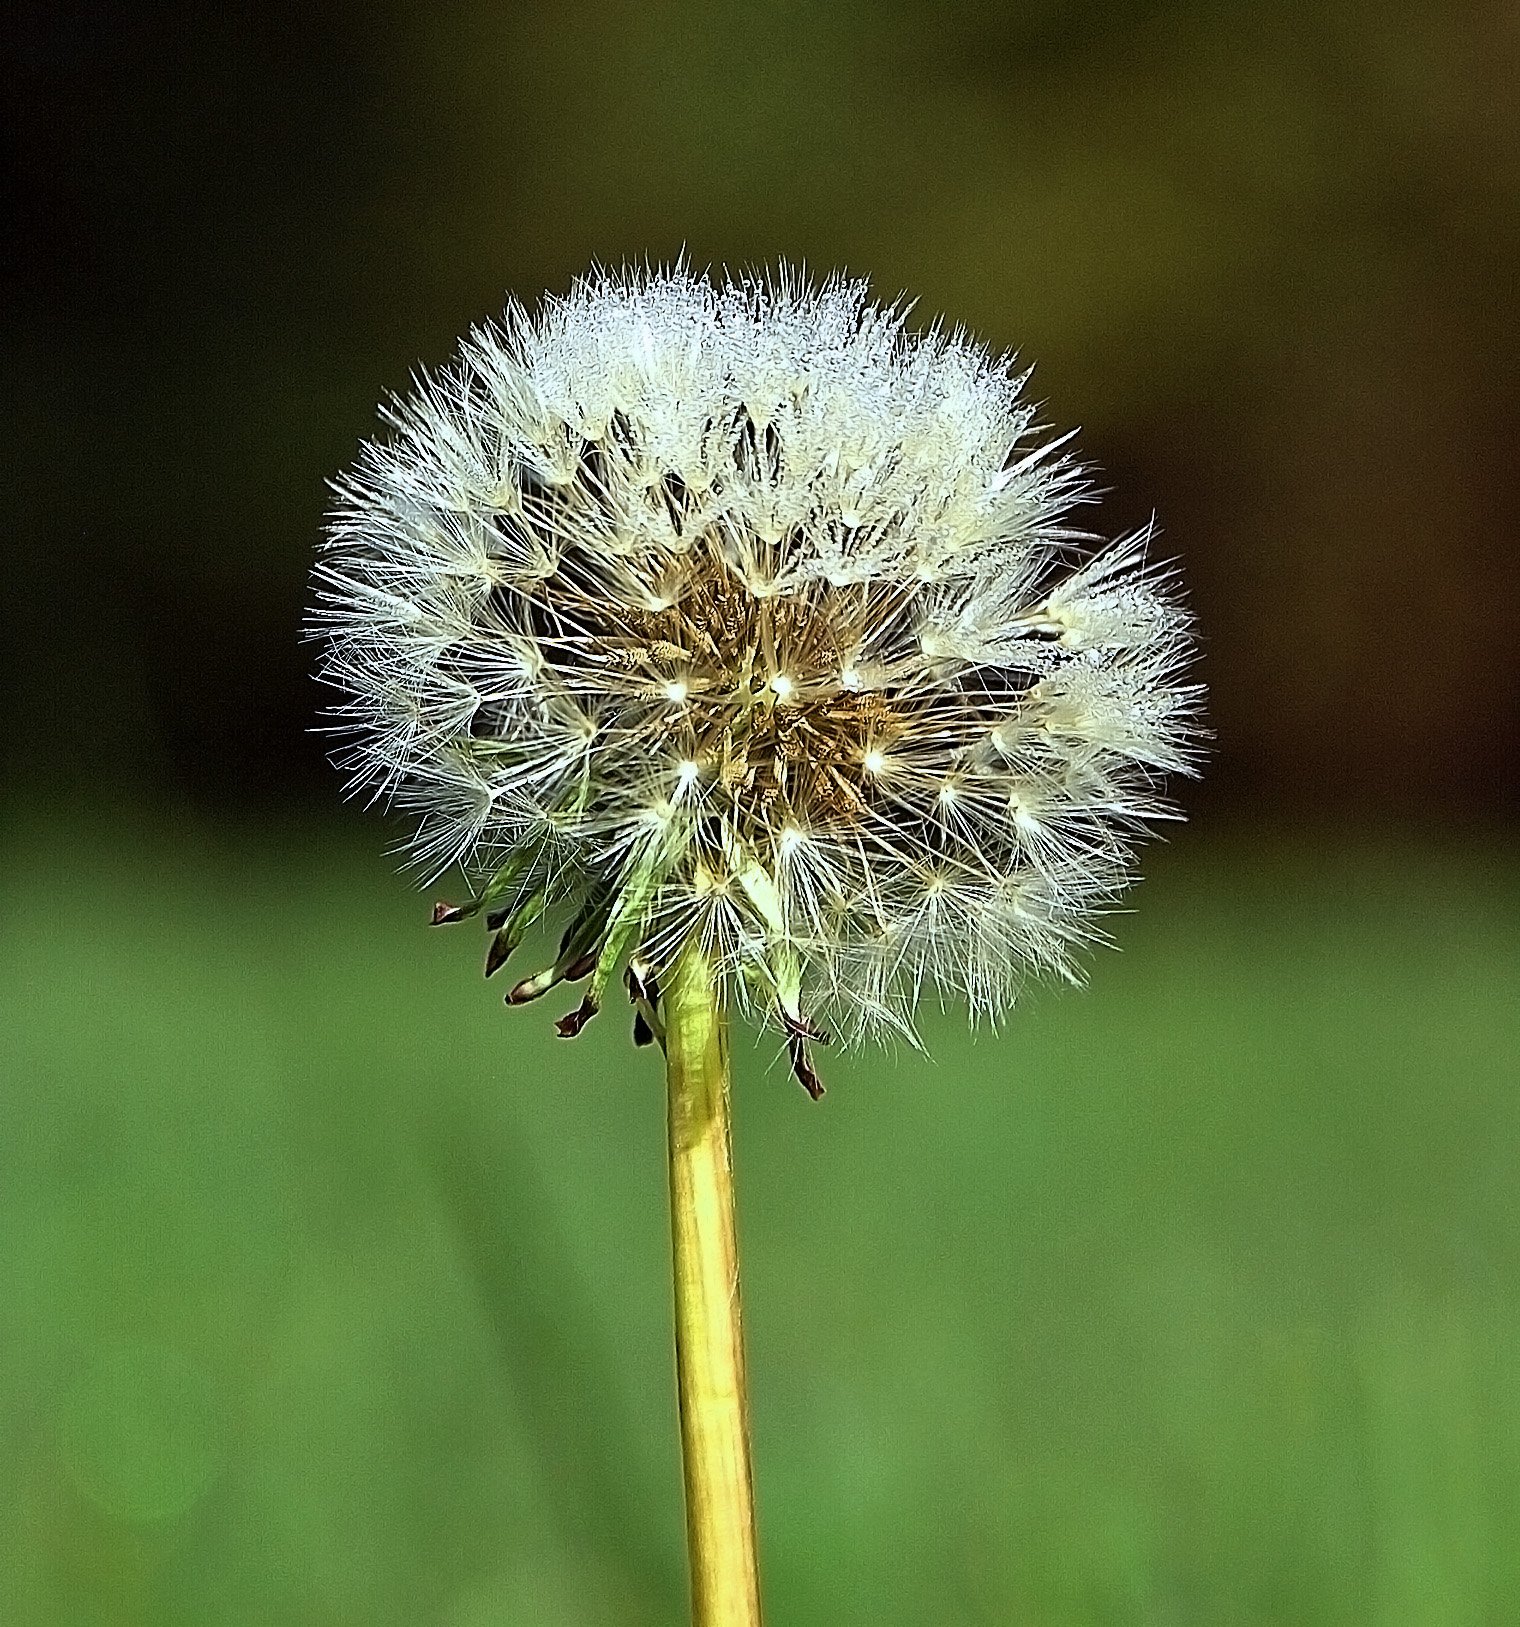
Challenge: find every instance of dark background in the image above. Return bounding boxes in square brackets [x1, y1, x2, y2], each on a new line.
[9, 0, 1518, 826]
[5, 4, 1520, 1624]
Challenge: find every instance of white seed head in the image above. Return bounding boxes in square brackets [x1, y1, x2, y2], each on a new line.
[313, 266, 1200, 1051]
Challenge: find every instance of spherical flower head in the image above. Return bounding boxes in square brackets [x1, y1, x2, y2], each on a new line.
[313, 266, 1199, 1078]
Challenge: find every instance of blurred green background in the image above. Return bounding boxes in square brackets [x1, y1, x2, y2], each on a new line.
[5, 0, 1519, 1622]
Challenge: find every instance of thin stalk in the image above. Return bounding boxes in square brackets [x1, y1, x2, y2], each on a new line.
[663, 939, 763, 1627]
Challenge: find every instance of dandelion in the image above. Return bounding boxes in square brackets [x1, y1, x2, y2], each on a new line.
[312, 265, 1199, 1626]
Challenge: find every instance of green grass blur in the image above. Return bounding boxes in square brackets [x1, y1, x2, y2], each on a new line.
[3, 825, 1518, 1625]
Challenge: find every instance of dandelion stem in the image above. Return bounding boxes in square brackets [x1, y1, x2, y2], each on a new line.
[663, 938, 763, 1627]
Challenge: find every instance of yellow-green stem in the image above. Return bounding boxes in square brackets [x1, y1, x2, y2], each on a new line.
[663, 940, 763, 1627]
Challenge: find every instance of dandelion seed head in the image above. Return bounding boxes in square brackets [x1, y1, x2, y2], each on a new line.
[313, 265, 1200, 1047]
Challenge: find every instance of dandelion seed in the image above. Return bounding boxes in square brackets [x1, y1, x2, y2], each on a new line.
[312, 264, 1201, 1062]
